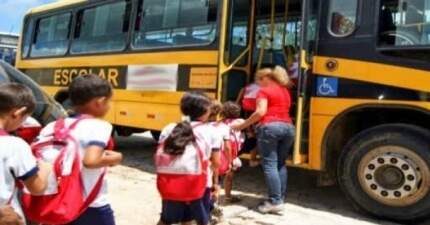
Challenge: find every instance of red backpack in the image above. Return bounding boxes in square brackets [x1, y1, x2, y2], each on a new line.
[155, 126, 209, 201]
[217, 120, 244, 176]
[21, 118, 106, 225]
[242, 83, 260, 112]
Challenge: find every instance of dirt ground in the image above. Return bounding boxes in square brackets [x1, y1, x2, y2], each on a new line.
[107, 134, 429, 225]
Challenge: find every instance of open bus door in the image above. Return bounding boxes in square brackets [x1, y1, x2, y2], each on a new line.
[250, 0, 312, 167]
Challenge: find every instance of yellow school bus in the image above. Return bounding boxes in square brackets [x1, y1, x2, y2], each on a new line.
[16, 0, 430, 221]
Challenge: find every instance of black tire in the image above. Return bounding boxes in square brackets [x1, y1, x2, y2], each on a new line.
[338, 124, 430, 222]
[151, 130, 161, 141]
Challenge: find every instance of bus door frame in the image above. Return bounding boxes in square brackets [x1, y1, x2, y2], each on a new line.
[293, 0, 320, 165]
[217, 0, 256, 101]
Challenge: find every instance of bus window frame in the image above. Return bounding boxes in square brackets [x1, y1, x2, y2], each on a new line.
[70, 0, 133, 55]
[130, 0, 221, 51]
[223, 0, 252, 67]
[375, 0, 430, 51]
[21, 0, 221, 60]
[326, 0, 361, 38]
[29, 11, 73, 58]
[21, 16, 36, 59]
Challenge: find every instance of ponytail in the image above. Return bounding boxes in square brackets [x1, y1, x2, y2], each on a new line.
[164, 121, 195, 155]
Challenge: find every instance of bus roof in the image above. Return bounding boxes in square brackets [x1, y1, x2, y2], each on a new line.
[27, 0, 87, 15]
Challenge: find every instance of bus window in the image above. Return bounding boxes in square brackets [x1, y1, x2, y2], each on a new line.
[328, 0, 358, 36]
[224, 0, 250, 65]
[22, 19, 34, 58]
[30, 13, 70, 57]
[71, 0, 131, 54]
[133, 0, 218, 50]
[379, 0, 430, 46]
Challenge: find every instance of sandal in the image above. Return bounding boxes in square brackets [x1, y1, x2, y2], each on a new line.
[224, 195, 242, 204]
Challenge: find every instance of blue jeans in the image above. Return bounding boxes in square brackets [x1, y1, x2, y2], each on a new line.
[256, 122, 295, 205]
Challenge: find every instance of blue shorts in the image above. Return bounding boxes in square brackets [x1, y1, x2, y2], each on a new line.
[160, 188, 211, 225]
[68, 205, 115, 225]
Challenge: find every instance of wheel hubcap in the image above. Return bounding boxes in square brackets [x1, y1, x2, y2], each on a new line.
[358, 146, 430, 207]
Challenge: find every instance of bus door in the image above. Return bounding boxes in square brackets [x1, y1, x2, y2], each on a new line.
[218, 0, 254, 102]
[292, 0, 320, 166]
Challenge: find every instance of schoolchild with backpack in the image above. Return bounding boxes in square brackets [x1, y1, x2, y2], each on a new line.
[236, 78, 262, 168]
[25, 75, 122, 225]
[218, 102, 245, 204]
[155, 92, 221, 225]
[0, 83, 51, 224]
[207, 101, 229, 222]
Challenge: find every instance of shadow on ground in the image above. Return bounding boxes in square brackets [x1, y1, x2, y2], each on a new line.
[114, 135, 429, 225]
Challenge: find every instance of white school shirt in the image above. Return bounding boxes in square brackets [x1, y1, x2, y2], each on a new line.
[227, 119, 246, 145]
[38, 117, 112, 208]
[0, 135, 38, 218]
[209, 122, 230, 142]
[159, 122, 222, 188]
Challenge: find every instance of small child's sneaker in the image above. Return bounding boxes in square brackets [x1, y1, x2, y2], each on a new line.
[224, 195, 242, 204]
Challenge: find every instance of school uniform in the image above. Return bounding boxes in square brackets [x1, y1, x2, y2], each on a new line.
[158, 122, 222, 225]
[38, 116, 115, 225]
[0, 132, 38, 221]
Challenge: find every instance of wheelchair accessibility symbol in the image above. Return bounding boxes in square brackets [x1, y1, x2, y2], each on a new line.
[317, 77, 338, 96]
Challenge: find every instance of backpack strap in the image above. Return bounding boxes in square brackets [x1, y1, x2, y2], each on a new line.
[79, 168, 106, 213]
[6, 170, 17, 205]
[53, 116, 89, 140]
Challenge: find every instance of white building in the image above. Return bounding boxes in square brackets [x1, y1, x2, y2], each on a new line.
[0, 33, 19, 65]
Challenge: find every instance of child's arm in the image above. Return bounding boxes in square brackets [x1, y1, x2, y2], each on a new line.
[83, 146, 123, 169]
[23, 160, 51, 195]
[82, 120, 123, 169]
[12, 139, 51, 195]
[224, 140, 233, 165]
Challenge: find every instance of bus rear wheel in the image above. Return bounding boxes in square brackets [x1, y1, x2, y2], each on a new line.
[338, 124, 430, 221]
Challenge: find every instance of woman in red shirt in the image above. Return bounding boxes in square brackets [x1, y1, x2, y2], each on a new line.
[233, 65, 295, 214]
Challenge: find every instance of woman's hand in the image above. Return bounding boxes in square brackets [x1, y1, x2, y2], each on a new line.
[231, 122, 246, 131]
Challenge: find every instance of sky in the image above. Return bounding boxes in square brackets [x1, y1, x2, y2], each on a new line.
[0, 0, 55, 35]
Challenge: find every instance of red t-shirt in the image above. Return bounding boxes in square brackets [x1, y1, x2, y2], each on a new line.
[256, 83, 292, 124]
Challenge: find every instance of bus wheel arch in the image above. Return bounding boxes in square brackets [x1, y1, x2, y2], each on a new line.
[321, 104, 430, 177]
[337, 123, 430, 221]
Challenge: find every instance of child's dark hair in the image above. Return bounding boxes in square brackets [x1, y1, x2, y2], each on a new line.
[164, 92, 211, 155]
[222, 101, 241, 119]
[0, 83, 36, 116]
[209, 101, 222, 121]
[180, 92, 211, 121]
[69, 74, 112, 106]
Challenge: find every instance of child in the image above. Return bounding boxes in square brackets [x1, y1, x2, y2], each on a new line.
[207, 101, 230, 222]
[0, 83, 51, 222]
[236, 80, 261, 167]
[157, 92, 221, 225]
[37, 75, 123, 225]
[220, 102, 245, 203]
